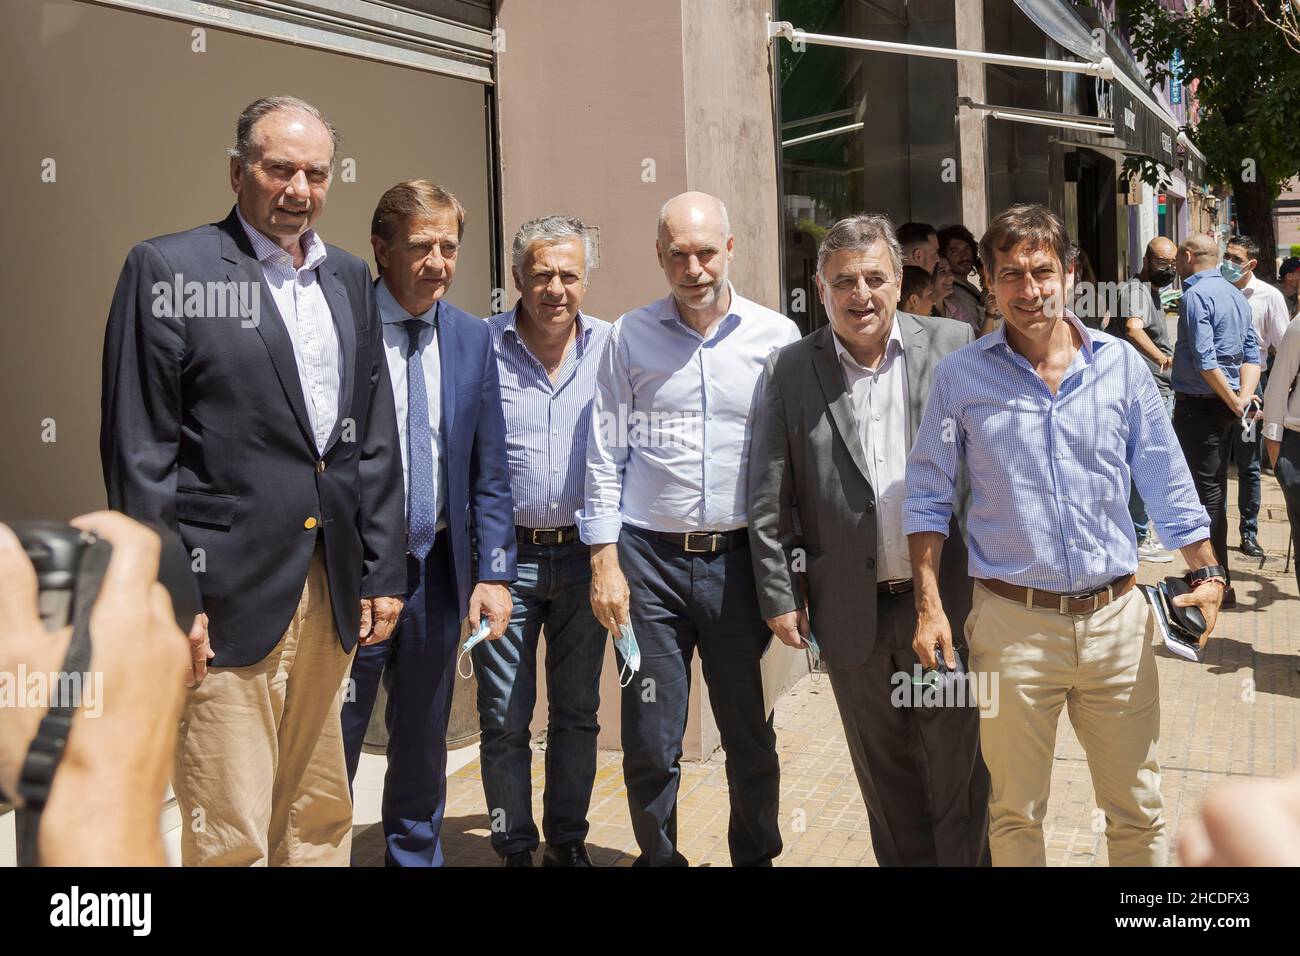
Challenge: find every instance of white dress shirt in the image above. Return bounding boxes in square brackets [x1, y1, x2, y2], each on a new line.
[1263, 314, 1300, 441]
[832, 320, 911, 582]
[237, 208, 340, 453]
[1243, 274, 1291, 355]
[579, 284, 801, 543]
[377, 278, 447, 531]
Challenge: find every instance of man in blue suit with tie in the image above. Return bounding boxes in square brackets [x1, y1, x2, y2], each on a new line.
[342, 180, 516, 867]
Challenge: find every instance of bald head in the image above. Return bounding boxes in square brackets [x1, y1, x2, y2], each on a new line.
[1148, 237, 1177, 261]
[657, 191, 730, 241]
[1177, 234, 1220, 279]
[656, 191, 734, 319]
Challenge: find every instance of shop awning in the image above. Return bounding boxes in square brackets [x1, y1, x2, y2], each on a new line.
[89, 0, 495, 84]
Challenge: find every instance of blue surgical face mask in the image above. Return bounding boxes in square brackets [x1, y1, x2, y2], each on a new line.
[613, 623, 640, 688]
[1220, 260, 1248, 283]
[456, 617, 493, 679]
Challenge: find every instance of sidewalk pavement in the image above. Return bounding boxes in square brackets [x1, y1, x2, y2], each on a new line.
[354, 474, 1299, 867]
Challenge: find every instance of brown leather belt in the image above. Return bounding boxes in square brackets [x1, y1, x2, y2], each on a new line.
[515, 525, 579, 546]
[878, 578, 913, 595]
[978, 574, 1136, 615]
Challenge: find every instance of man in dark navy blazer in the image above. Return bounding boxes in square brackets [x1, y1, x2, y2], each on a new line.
[100, 96, 407, 866]
[341, 180, 516, 867]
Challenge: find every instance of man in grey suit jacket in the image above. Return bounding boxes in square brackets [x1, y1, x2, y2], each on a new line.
[748, 214, 989, 866]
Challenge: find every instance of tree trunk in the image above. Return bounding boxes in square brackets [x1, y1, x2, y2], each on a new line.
[1231, 174, 1278, 282]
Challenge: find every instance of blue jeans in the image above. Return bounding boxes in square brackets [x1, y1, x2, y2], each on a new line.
[471, 539, 605, 857]
[1130, 390, 1176, 539]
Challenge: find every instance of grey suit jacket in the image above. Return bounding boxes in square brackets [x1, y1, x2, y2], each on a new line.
[746, 312, 974, 669]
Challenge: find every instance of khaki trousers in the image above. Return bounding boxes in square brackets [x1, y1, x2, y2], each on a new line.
[173, 548, 355, 866]
[966, 582, 1165, 866]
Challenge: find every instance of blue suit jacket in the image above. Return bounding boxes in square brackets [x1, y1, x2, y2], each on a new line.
[102, 208, 408, 666]
[409, 295, 517, 613]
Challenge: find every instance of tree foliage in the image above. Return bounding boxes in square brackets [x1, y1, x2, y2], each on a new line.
[1118, 0, 1300, 198]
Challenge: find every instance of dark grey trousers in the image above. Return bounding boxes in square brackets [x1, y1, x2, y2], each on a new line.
[826, 591, 991, 866]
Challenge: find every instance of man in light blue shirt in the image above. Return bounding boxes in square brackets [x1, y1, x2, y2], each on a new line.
[579, 192, 800, 866]
[904, 204, 1225, 867]
[476, 215, 610, 867]
[1170, 233, 1261, 605]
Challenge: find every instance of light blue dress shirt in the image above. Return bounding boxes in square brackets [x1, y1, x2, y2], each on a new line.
[377, 278, 446, 530]
[578, 284, 801, 544]
[489, 305, 610, 528]
[903, 312, 1210, 593]
[1170, 268, 1259, 395]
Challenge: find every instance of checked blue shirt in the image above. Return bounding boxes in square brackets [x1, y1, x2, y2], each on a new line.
[903, 312, 1210, 593]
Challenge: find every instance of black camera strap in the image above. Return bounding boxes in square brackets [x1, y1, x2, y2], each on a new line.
[15, 537, 110, 867]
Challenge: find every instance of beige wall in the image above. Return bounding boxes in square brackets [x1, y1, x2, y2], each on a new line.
[681, 0, 781, 310]
[496, 0, 781, 319]
[0, 0, 492, 521]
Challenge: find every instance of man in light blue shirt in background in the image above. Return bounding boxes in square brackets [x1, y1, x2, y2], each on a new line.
[1170, 233, 1260, 606]
[579, 191, 800, 866]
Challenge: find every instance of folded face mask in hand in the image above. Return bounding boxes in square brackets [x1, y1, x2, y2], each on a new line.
[612, 623, 640, 688]
[456, 617, 493, 679]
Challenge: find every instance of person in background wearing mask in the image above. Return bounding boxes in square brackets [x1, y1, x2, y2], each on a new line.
[1279, 257, 1300, 320]
[1171, 234, 1261, 608]
[1223, 235, 1291, 548]
[900, 265, 936, 317]
[1114, 237, 1179, 564]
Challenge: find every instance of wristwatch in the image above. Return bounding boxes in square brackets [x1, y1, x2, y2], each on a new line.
[1187, 565, 1228, 588]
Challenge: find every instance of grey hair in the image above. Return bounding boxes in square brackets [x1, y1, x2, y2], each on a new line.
[816, 214, 904, 280]
[511, 215, 596, 282]
[657, 195, 730, 239]
[227, 95, 341, 168]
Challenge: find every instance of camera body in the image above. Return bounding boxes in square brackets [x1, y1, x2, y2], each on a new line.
[12, 519, 202, 633]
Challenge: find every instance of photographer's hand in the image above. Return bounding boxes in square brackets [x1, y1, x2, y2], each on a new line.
[0, 524, 73, 801]
[0, 512, 190, 865]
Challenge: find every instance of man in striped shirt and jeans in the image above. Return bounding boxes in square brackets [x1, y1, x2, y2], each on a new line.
[477, 216, 611, 867]
[904, 204, 1226, 866]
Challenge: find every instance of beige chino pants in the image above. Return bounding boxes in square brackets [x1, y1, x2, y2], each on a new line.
[966, 581, 1165, 866]
[172, 547, 356, 866]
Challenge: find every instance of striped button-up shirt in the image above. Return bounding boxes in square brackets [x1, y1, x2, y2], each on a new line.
[237, 207, 340, 453]
[578, 285, 801, 544]
[903, 312, 1210, 593]
[490, 305, 610, 529]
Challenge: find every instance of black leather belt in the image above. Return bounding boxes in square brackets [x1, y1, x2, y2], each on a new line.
[1174, 392, 1223, 401]
[878, 578, 913, 595]
[515, 525, 579, 546]
[649, 528, 748, 554]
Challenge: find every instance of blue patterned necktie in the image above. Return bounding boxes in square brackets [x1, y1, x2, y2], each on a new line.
[403, 318, 437, 561]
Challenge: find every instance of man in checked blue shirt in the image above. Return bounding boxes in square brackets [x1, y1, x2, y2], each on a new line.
[904, 205, 1225, 867]
[476, 216, 610, 867]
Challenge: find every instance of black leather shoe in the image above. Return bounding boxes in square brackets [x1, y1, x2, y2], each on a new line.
[542, 841, 592, 867]
[503, 850, 534, 867]
[1221, 586, 1237, 609]
[1240, 535, 1265, 558]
